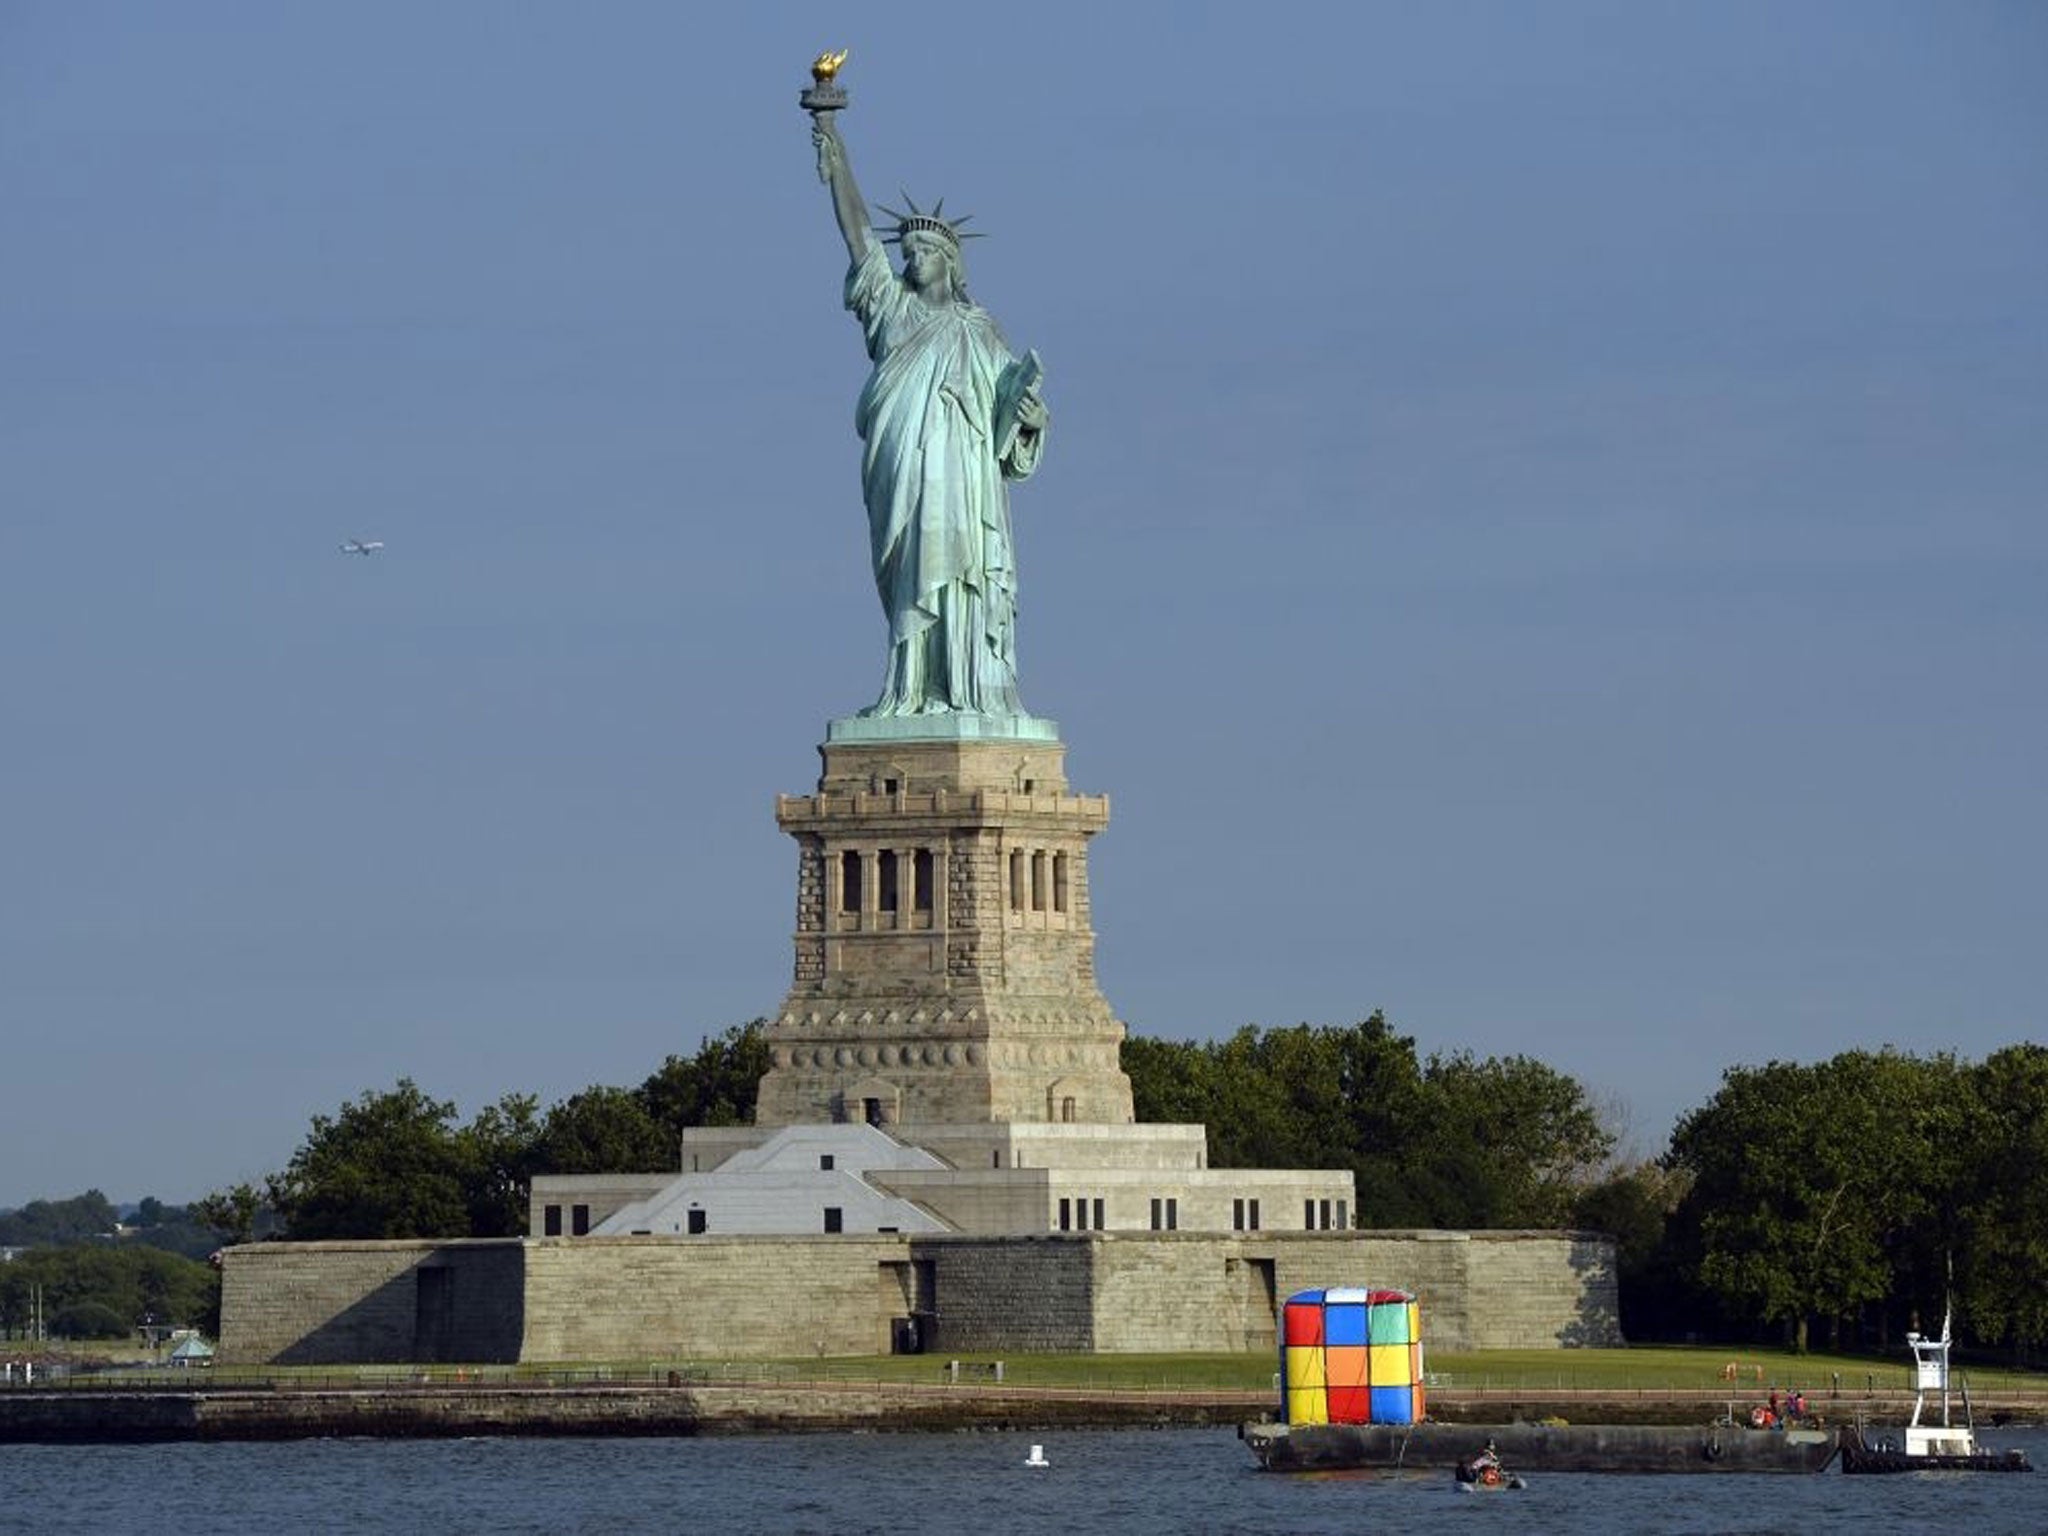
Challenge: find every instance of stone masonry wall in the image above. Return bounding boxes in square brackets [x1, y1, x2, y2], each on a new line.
[220, 1242, 420, 1365]
[1087, 1236, 1246, 1352]
[791, 839, 825, 982]
[1461, 1231, 1621, 1347]
[219, 1228, 1618, 1365]
[520, 1237, 912, 1360]
[917, 1236, 1098, 1353]
[761, 736, 1127, 1131]
[1084, 1234, 1448, 1353]
[946, 836, 998, 983]
[1081, 1231, 1616, 1354]
[218, 1240, 525, 1366]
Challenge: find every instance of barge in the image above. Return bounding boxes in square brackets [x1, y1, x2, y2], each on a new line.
[1243, 1418, 1836, 1474]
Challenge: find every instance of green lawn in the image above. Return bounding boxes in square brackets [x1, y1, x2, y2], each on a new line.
[734, 1345, 1969, 1394]
[69, 1345, 2045, 1396]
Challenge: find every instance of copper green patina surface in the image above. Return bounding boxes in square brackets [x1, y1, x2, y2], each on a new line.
[806, 60, 1054, 740]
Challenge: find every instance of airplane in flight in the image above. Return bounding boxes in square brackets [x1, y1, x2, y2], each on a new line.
[339, 539, 385, 556]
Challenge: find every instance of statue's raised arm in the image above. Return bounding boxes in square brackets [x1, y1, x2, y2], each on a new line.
[799, 53, 1050, 725]
[812, 114, 872, 266]
[802, 50, 870, 264]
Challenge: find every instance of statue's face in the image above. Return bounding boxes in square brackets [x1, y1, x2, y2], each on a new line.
[902, 233, 952, 293]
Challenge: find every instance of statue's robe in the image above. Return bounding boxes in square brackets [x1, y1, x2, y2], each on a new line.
[847, 242, 1042, 716]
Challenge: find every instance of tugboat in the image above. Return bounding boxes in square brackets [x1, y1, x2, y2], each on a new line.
[1838, 1305, 2031, 1474]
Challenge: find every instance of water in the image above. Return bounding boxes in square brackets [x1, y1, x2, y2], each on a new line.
[5, 1427, 2048, 1535]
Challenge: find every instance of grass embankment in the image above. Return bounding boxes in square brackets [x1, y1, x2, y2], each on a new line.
[53, 1345, 2043, 1398]
[755, 1345, 2038, 1397]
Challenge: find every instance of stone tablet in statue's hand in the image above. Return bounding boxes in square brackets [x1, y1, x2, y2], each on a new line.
[993, 349, 1046, 461]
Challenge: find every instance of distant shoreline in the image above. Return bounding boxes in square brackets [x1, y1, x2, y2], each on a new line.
[4, 1381, 2042, 1445]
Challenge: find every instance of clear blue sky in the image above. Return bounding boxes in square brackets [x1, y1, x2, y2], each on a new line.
[3, 3, 2042, 1208]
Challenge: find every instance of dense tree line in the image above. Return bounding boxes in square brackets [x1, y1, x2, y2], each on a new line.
[1124, 1013, 1613, 1228]
[208, 1022, 772, 1242]
[0, 1244, 218, 1341]
[0, 1193, 230, 1342]
[1128, 1029, 2048, 1358]
[0, 1191, 120, 1248]
[1662, 1044, 2048, 1361]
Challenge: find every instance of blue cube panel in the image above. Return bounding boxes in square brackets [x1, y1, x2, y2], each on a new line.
[1324, 1303, 1368, 1346]
[1370, 1384, 1416, 1424]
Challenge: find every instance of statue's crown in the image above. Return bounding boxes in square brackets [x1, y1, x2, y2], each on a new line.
[876, 194, 985, 255]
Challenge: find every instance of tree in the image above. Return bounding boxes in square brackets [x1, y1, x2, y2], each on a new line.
[1127, 1015, 1611, 1230]
[1203, 1024, 1333, 1172]
[268, 1079, 478, 1240]
[637, 1021, 771, 1139]
[53, 1301, 130, 1340]
[535, 1086, 672, 1176]
[0, 1191, 119, 1247]
[0, 1245, 217, 1339]
[461, 1093, 544, 1238]
[252, 1024, 772, 1242]
[191, 1184, 267, 1248]
[1666, 1050, 1962, 1351]
[1419, 1051, 1615, 1227]
[1573, 1160, 1693, 1340]
[1124, 1033, 1221, 1128]
[1129, 1015, 1432, 1189]
[1956, 1044, 2048, 1359]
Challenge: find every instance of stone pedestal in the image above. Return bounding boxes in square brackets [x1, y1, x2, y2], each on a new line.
[756, 726, 1135, 1129]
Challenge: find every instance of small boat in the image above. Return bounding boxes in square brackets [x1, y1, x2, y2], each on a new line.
[1837, 1305, 2031, 1475]
[1453, 1439, 1526, 1491]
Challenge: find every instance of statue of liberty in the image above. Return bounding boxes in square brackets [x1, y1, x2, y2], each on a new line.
[805, 59, 1050, 721]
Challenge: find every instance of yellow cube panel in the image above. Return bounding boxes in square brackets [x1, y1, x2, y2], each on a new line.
[1285, 1345, 1327, 1389]
[1287, 1387, 1329, 1426]
[1369, 1344, 1411, 1386]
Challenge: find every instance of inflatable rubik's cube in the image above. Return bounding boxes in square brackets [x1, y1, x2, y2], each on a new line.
[1281, 1287, 1424, 1426]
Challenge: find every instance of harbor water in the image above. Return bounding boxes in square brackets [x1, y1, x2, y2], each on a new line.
[5, 1425, 2047, 1534]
